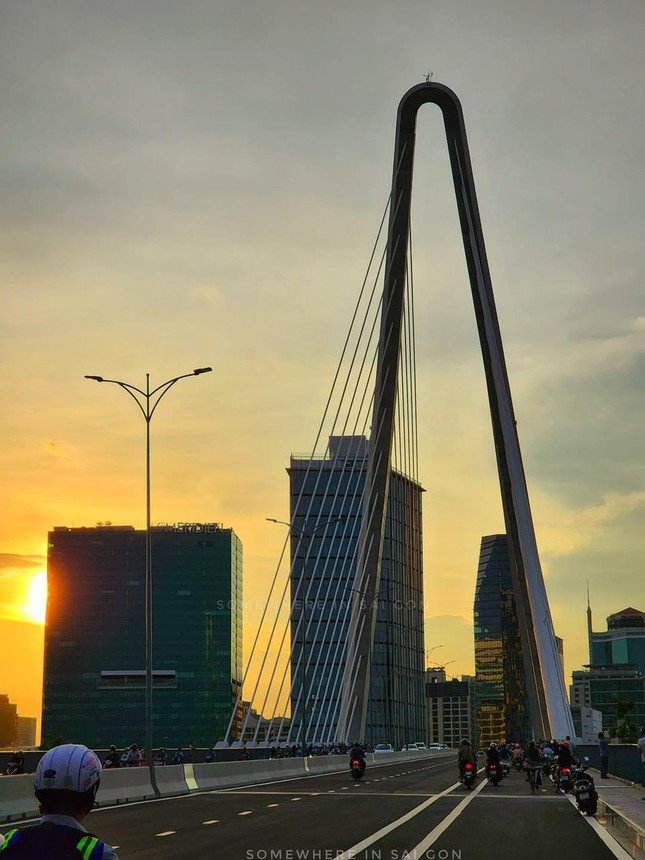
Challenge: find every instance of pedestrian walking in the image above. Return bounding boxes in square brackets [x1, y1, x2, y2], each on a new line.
[598, 732, 609, 778]
[637, 725, 645, 800]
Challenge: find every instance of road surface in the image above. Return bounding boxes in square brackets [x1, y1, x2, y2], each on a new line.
[2, 756, 630, 859]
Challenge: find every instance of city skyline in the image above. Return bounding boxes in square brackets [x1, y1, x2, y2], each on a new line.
[1, 0, 644, 737]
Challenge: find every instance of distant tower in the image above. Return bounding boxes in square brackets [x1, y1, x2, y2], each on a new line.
[587, 583, 593, 666]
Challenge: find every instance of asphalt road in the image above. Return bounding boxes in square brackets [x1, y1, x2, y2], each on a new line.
[2, 756, 631, 859]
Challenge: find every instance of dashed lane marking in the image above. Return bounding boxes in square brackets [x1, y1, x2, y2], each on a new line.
[291, 797, 302, 801]
[267, 804, 279, 808]
[238, 811, 253, 816]
[156, 831, 176, 837]
[202, 820, 219, 825]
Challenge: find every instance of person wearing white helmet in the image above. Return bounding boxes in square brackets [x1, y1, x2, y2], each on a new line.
[0, 743, 119, 858]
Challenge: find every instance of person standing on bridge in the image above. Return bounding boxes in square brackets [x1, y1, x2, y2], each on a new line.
[598, 732, 609, 779]
[0, 743, 119, 858]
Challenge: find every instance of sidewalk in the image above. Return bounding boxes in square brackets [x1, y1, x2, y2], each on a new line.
[591, 769, 645, 857]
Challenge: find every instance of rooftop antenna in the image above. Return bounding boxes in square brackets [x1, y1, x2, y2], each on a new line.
[423, 71, 433, 83]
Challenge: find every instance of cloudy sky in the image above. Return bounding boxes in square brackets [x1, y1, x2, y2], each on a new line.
[1, 0, 643, 736]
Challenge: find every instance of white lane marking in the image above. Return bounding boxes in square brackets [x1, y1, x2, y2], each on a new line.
[156, 831, 176, 837]
[563, 794, 633, 859]
[238, 810, 253, 816]
[267, 803, 279, 808]
[291, 797, 302, 801]
[407, 777, 488, 858]
[334, 779, 462, 860]
[202, 820, 219, 825]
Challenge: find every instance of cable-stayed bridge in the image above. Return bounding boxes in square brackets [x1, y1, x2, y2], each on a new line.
[226, 80, 574, 750]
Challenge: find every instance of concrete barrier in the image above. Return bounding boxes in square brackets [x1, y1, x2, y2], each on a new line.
[0, 774, 38, 822]
[95, 767, 155, 807]
[154, 764, 189, 798]
[193, 758, 304, 791]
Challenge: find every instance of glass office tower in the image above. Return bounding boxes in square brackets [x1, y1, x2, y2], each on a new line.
[288, 435, 425, 748]
[474, 534, 531, 746]
[43, 524, 242, 748]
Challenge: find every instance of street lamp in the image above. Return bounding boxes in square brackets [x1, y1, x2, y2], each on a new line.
[86, 367, 213, 768]
[267, 515, 345, 755]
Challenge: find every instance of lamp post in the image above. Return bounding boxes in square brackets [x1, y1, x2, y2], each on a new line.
[86, 367, 213, 767]
[267, 515, 345, 756]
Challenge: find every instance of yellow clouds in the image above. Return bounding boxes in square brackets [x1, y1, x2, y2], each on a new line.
[534, 490, 645, 560]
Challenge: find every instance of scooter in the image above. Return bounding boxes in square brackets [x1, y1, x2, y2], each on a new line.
[573, 758, 598, 815]
[558, 766, 574, 793]
[501, 759, 511, 776]
[488, 763, 502, 786]
[350, 759, 364, 781]
[462, 762, 476, 789]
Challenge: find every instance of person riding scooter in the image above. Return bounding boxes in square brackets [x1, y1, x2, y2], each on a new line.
[349, 741, 366, 777]
[103, 746, 121, 769]
[485, 743, 501, 778]
[457, 738, 476, 780]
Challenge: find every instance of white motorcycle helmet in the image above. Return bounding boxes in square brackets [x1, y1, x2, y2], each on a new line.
[35, 744, 102, 796]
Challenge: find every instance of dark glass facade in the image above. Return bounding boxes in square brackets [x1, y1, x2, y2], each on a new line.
[571, 665, 645, 733]
[288, 435, 425, 748]
[42, 524, 242, 748]
[474, 534, 530, 746]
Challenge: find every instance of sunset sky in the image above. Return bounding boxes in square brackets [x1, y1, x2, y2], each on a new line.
[1, 1, 643, 742]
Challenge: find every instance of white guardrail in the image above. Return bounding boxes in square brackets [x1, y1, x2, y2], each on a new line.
[0, 750, 453, 823]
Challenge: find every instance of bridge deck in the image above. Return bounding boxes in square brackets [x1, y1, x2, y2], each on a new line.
[2, 757, 631, 859]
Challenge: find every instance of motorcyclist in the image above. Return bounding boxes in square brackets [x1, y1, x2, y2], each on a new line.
[457, 738, 476, 779]
[0, 743, 119, 858]
[205, 747, 215, 763]
[498, 743, 511, 771]
[523, 741, 543, 786]
[511, 743, 523, 770]
[349, 741, 366, 776]
[171, 746, 185, 765]
[485, 742, 500, 778]
[153, 748, 167, 766]
[123, 744, 141, 767]
[6, 750, 25, 775]
[103, 746, 120, 769]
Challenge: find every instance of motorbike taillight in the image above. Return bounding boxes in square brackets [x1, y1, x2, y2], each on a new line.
[561, 768, 569, 774]
[465, 764, 473, 770]
[352, 760, 359, 765]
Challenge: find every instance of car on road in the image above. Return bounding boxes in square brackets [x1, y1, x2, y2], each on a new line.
[375, 743, 394, 753]
[414, 742, 427, 750]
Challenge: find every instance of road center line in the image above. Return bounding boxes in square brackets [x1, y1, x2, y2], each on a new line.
[407, 777, 488, 859]
[334, 779, 462, 860]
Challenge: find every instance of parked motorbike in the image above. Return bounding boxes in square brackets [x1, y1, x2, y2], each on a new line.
[350, 759, 364, 781]
[573, 758, 598, 815]
[462, 762, 476, 789]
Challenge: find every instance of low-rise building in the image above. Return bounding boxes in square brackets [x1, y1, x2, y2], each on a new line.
[426, 669, 474, 748]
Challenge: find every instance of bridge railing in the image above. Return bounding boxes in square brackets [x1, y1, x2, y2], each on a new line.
[575, 744, 642, 783]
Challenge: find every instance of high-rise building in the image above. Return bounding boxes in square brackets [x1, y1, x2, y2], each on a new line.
[0, 694, 18, 747]
[474, 534, 531, 746]
[16, 716, 37, 748]
[570, 665, 645, 733]
[588, 605, 645, 674]
[426, 669, 475, 748]
[289, 435, 425, 748]
[42, 523, 242, 748]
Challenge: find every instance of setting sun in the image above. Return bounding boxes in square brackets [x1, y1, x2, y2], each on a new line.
[27, 571, 47, 625]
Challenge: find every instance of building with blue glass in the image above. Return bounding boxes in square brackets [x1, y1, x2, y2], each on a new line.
[288, 436, 425, 748]
[42, 523, 242, 748]
[588, 606, 645, 674]
[474, 534, 531, 746]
